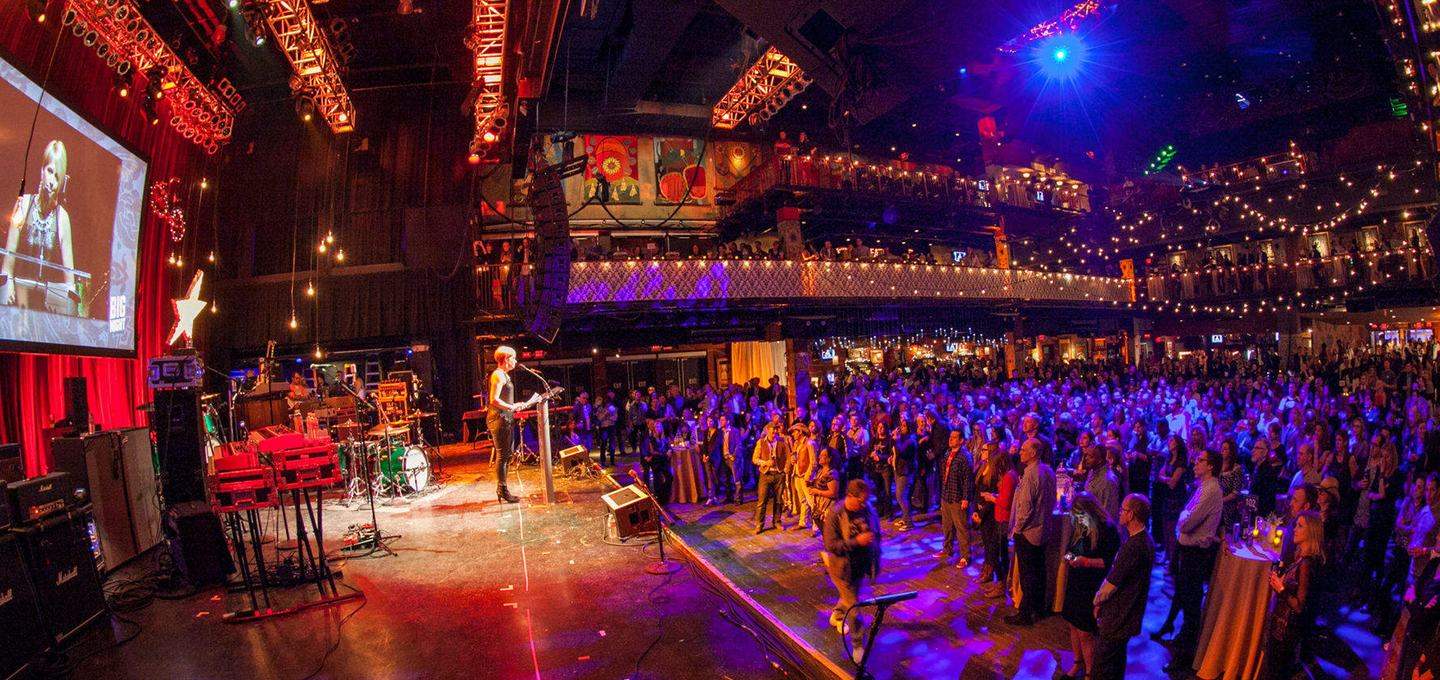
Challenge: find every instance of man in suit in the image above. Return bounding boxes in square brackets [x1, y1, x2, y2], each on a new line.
[710, 414, 745, 504]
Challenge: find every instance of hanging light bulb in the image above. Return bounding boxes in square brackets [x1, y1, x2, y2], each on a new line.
[200, 177, 209, 190]
[176, 255, 184, 267]
[335, 249, 346, 263]
[313, 345, 324, 359]
[210, 301, 218, 314]
[207, 251, 216, 263]
[325, 232, 335, 244]
[318, 241, 328, 254]
[167, 253, 177, 265]
[306, 282, 315, 297]
[289, 313, 299, 330]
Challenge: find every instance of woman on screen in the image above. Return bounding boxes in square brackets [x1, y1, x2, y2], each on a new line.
[2, 139, 76, 315]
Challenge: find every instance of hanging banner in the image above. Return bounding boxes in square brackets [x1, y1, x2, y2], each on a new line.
[653, 137, 708, 204]
[583, 135, 641, 204]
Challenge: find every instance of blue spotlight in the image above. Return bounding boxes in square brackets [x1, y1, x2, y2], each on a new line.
[1033, 33, 1086, 80]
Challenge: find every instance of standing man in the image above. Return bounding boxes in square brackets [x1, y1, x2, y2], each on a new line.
[1165, 449, 1222, 672]
[625, 390, 648, 455]
[713, 414, 745, 503]
[790, 423, 816, 530]
[595, 395, 618, 466]
[753, 423, 790, 533]
[1006, 437, 1057, 626]
[821, 479, 882, 664]
[487, 346, 538, 504]
[936, 431, 975, 567]
[1093, 494, 1156, 680]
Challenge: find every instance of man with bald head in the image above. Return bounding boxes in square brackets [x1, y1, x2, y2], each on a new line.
[1006, 436, 1057, 626]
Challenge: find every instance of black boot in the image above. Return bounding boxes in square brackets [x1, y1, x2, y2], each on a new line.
[499, 487, 520, 503]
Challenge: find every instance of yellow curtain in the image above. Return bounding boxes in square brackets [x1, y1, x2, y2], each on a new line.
[729, 341, 788, 387]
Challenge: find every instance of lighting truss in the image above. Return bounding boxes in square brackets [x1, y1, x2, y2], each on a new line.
[997, 0, 1101, 54]
[62, 0, 235, 153]
[466, 0, 509, 157]
[257, 0, 355, 133]
[711, 46, 812, 130]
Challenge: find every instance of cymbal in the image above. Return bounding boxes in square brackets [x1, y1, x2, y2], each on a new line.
[337, 420, 362, 427]
[367, 424, 408, 437]
[411, 411, 438, 418]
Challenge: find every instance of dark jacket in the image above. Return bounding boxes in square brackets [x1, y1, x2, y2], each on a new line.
[822, 501, 882, 581]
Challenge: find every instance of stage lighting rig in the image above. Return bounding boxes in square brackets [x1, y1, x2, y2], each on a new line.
[62, 0, 236, 152]
[712, 46, 812, 130]
[466, 0, 509, 158]
[254, 0, 356, 133]
[998, 0, 1102, 54]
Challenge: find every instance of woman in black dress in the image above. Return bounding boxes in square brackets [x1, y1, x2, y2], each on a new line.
[1060, 492, 1121, 680]
[1261, 510, 1325, 680]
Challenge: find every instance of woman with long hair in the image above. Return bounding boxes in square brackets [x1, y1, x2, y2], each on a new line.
[808, 447, 841, 539]
[1059, 492, 1122, 680]
[1155, 435, 1190, 562]
[1262, 510, 1325, 680]
[1217, 439, 1248, 530]
[974, 439, 1017, 598]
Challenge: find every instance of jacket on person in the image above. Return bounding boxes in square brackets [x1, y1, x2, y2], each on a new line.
[822, 501, 882, 581]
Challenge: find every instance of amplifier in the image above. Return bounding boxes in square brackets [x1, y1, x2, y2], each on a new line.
[559, 445, 589, 471]
[50, 429, 163, 571]
[164, 501, 233, 588]
[12, 506, 106, 645]
[6, 472, 77, 526]
[0, 487, 10, 531]
[0, 532, 46, 680]
[0, 442, 21, 484]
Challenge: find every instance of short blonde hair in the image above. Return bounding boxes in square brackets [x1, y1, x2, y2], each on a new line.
[494, 345, 516, 362]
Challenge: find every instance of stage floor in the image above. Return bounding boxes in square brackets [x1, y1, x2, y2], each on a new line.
[668, 494, 1389, 680]
[67, 446, 789, 680]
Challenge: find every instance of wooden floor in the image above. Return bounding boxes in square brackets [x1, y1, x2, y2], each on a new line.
[668, 497, 1387, 680]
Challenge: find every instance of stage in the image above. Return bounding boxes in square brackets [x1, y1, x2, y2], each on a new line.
[665, 494, 1390, 680]
[67, 446, 790, 680]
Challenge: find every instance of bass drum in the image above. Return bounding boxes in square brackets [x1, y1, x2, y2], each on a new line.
[399, 445, 432, 493]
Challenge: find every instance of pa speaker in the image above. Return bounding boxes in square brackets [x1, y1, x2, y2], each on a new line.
[64, 376, 90, 433]
[520, 159, 574, 343]
[0, 532, 45, 680]
[152, 389, 207, 505]
[601, 484, 657, 540]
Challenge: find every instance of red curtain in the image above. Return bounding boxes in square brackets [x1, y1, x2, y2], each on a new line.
[0, 8, 201, 476]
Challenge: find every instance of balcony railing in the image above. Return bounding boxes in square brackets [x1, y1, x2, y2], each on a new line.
[477, 259, 1132, 311]
[1142, 247, 1434, 302]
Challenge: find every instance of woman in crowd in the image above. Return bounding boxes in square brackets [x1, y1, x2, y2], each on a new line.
[1263, 510, 1324, 680]
[1059, 492, 1121, 680]
[1154, 436, 1190, 562]
[808, 447, 841, 538]
[974, 439, 1016, 598]
[867, 422, 896, 520]
[892, 418, 919, 531]
[1218, 439, 1249, 531]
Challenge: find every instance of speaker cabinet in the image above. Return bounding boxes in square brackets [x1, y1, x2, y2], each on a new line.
[601, 484, 657, 540]
[63, 376, 90, 433]
[0, 443, 21, 485]
[152, 389, 206, 505]
[164, 501, 232, 588]
[50, 429, 162, 571]
[0, 532, 45, 680]
[13, 507, 106, 646]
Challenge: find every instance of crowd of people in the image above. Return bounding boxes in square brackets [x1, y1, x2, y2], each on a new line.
[561, 342, 1440, 678]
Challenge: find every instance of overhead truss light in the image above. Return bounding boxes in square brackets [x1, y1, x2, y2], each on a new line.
[466, 0, 509, 158]
[256, 0, 356, 133]
[997, 0, 1102, 55]
[712, 46, 812, 130]
[62, 0, 236, 153]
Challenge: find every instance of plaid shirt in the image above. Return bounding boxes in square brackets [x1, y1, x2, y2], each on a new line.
[939, 446, 974, 505]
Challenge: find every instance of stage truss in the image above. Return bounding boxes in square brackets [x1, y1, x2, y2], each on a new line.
[257, 0, 356, 133]
[711, 46, 812, 131]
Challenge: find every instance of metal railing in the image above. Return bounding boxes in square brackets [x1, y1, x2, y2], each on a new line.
[476, 259, 1131, 310]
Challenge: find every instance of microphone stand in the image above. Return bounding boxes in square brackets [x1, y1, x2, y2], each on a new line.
[336, 379, 399, 558]
[848, 590, 918, 679]
[627, 470, 682, 575]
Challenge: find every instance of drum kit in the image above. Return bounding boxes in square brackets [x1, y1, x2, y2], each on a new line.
[337, 415, 440, 501]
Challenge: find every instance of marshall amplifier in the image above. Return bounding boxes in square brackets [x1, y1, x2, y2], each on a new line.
[0, 487, 10, 531]
[0, 531, 46, 680]
[12, 505, 106, 645]
[6, 472, 77, 526]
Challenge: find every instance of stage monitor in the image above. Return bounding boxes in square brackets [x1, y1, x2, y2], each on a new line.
[0, 54, 148, 357]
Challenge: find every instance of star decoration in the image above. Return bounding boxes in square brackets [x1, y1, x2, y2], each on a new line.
[167, 270, 208, 347]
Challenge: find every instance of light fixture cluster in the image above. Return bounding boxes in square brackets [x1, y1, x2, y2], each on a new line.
[466, 0, 509, 161]
[996, 0, 1101, 55]
[62, 0, 236, 153]
[712, 46, 812, 130]
[254, 0, 355, 133]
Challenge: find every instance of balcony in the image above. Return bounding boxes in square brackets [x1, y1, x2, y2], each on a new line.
[1143, 247, 1435, 304]
[477, 259, 1132, 312]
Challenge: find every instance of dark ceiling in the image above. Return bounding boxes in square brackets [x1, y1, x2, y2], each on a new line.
[151, 0, 1400, 179]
